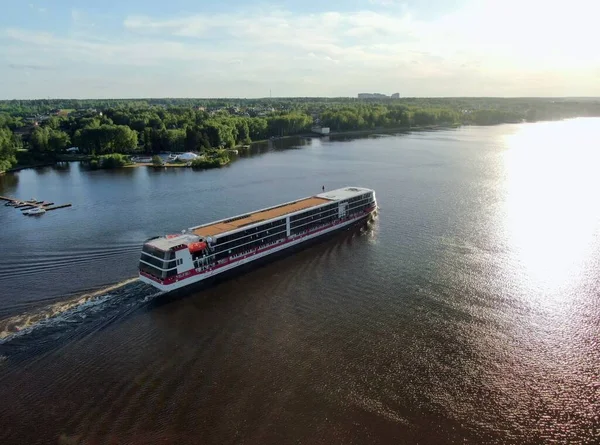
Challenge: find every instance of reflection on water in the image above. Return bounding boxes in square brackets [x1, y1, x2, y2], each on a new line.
[0, 171, 18, 192]
[0, 120, 598, 444]
[54, 162, 71, 173]
[501, 119, 600, 298]
[249, 136, 313, 155]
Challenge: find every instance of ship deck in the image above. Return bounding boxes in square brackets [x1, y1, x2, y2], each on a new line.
[193, 196, 331, 237]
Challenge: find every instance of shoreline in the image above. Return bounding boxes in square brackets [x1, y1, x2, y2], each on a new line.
[328, 123, 459, 137]
[0, 123, 472, 174]
[246, 124, 458, 145]
[1, 126, 451, 174]
[124, 162, 188, 168]
[6, 162, 56, 173]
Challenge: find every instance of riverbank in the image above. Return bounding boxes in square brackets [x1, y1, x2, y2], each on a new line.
[0, 124, 461, 174]
[6, 162, 56, 172]
[124, 162, 188, 168]
[248, 124, 458, 143]
[2, 118, 598, 445]
[329, 123, 460, 138]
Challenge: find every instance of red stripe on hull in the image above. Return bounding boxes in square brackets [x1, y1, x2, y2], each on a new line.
[140, 206, 375, 286]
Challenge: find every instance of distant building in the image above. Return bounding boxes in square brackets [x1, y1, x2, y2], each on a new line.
[358, 93, 389, 99]
[311, 126, 330, 135]
[391, 93, 400, 99]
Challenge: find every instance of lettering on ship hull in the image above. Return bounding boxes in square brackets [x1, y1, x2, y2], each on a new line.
[139, 187, 377, 292]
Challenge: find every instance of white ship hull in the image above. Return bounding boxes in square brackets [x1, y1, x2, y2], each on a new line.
[139, 208, 374, 293]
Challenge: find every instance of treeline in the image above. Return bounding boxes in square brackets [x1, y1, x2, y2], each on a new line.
[0, 106, 314, 157]
[319, 101, 600, 130]
[190, 150, 231, 169]
[1, 97, 600, 167]
[320, 105, 462, 131]
[87, 154, 132, 170]
[108, 111, 310, 153]
[0, 114, 21, 171]
[3, 97, 600, 119]
[0, 126, 19, 172]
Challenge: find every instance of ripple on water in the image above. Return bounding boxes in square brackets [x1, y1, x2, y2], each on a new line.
[0, 123, 599, 444]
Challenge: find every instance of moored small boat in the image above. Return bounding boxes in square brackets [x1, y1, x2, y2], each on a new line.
[23, 207, 46, 216]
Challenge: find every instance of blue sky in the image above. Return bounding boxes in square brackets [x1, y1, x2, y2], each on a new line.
[1, 0, 598, 99]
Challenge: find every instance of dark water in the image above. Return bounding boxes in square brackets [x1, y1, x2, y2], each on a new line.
[0, 120, 599, 444]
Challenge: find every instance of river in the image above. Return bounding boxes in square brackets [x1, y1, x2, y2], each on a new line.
[0, 119, 599, 444]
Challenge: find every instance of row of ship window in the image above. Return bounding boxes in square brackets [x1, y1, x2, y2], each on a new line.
[141, 245, 175, 260]
[215, 219, 286, 247]
[140, 256, 184, 278]
[211, 194, 373, 259]
[140, 262, 178, 279]
[140, 253, 176, 269]
[289, 203, 337, 223]
[213, 231, 287, 261]
[210, 194, 373, 252]
[140, 193, 374, 279]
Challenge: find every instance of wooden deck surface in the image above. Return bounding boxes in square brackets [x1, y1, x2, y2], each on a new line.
[193, 197, 330, 237]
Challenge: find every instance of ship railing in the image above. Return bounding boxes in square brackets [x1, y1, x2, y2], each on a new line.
[200, 203, 373, 263]
[210, 196, 373, 252]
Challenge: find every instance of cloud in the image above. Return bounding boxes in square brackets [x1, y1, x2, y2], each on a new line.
[71, 9, 97, 28]
[119, 2, 600, 73]
[29, 3, 47, 13]
[71, 9, 81, 22]
[2, 0, 600, 98]
[8, 63, 53, 71]
[368, 0, 404, 6]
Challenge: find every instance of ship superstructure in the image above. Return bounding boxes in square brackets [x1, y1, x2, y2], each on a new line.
[139, 187, 377, 292]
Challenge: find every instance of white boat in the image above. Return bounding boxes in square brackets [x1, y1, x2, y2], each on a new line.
[23, 207, 46, 216]
[139, 187, 377, 293]
[176, 152, 199, 162]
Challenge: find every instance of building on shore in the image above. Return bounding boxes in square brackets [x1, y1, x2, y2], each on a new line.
[357, 92, 401, 99]
[311, 126, 330, 135]
[358, 93, 389, 99]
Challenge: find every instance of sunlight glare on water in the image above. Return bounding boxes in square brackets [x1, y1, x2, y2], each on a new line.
[1, 121, 599, 444]
[500, 119, 600, 304]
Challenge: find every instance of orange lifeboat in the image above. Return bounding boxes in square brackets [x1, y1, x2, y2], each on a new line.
[188, 241, 207, 253]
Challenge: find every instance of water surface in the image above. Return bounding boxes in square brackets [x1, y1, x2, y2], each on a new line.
[0, 120, 598, 444]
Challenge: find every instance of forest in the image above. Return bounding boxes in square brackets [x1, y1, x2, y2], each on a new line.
[1, 97, 599, 172]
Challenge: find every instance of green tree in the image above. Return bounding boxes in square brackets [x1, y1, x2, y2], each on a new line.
[233, 118, 251, 144]
[0, 127, 18, 171]
[48, 129, 70, 152]
[152, 155, 163, 166]
[248, 118, 268, 140]
[29, 126, 50, 152]
[100, 153, 130, 169]
[73, 125, 137, 155]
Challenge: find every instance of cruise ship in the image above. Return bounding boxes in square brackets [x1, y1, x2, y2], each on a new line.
[139, 187, 377, 292]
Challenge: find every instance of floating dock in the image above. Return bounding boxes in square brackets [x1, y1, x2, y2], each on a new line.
[0, 196, 72, 214]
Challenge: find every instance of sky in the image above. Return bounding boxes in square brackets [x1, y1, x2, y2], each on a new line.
[1, 0, 599, 99]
